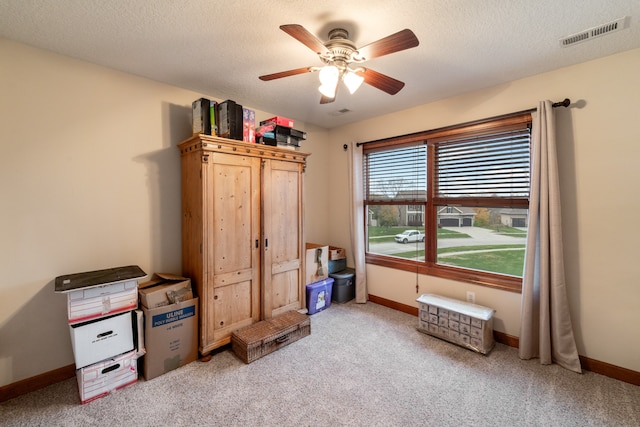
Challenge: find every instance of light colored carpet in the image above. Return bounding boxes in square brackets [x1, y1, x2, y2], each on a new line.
[1, 300, 638, 426]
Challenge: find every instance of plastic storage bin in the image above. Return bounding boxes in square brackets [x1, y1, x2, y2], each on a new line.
[329, 268, 355, 303]
[306, 277, 333, 314]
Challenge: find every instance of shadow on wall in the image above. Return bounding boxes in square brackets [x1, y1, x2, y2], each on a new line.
[133, 102, 193, 274]
[0, 280, 72, 387]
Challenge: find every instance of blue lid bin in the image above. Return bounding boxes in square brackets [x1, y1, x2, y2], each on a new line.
[306, 277, 334, 315]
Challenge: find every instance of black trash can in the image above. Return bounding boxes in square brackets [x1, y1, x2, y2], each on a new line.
[328, 268, 355, 303]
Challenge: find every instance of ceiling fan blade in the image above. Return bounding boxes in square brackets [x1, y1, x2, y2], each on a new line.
[356, 29, 419, 61]
[320, 94, 335, 104]
[359, 68, 405, 95]
[280, 24, 330, 56]
[259, 67, 313, 81]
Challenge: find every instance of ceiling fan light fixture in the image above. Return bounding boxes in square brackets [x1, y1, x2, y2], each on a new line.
[318, 82, 337, 98]
[343, 70, 364, 94]
[260, 25, 419, 104]
[318, 65, 339, 85]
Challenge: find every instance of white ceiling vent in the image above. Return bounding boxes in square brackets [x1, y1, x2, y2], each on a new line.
[560, 16, 630, 47]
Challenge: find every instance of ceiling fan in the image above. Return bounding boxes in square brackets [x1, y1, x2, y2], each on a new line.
[259, 24, 419, 104]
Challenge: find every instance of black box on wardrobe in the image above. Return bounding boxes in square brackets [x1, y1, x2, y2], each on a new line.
[218, 100, 243, 140]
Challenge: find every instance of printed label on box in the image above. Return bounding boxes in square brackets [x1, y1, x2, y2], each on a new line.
[316, 291, 326, 310]
[151, 305, 196, 328]
[142, 298, 198, 380]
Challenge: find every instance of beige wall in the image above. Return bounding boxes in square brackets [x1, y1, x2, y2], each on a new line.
[0, 39, 331, 386]
[328, 48, 640, 372]
[1, 37, 638, 387]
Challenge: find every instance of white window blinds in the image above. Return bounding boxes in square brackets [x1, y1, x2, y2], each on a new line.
[364, 143, 427, 202]
[435, 127, 531, 199]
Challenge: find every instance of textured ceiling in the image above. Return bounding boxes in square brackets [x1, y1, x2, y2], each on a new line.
[1, 0, 639, 129]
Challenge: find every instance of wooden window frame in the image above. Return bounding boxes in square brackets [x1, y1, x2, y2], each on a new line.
[363, 112, 532, 293]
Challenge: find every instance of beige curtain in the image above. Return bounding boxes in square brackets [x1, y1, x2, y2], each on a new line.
[348, 142, 367, 303]
[519, 100, 581, 373]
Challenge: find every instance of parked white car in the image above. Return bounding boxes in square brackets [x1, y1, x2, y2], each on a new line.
[394, 229, 425, 243]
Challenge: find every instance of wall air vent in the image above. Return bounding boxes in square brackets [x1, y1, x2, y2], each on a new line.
[560, 16, 630, 47]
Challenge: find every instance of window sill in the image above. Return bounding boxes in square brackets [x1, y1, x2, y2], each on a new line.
[365, 253, 522, 293]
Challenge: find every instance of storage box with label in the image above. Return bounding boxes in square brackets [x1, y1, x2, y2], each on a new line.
[76, 349, 139, 404]
[70, 311, 135, 368]
[138, 273, 193, 309]
[141, 297, 198, 380]
[305, 243, 328, 285]
[306, 277, 333, 315]
[55, 265, 146, 324]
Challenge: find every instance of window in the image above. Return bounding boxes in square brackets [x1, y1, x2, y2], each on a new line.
[363, 113, 531, 292]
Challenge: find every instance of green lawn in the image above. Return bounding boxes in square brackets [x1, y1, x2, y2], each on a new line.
[391, 244, 526, 277]
[368, 225, 526, 276]
[438, 248, 525, 276]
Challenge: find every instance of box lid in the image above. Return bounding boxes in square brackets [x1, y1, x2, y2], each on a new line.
[55, 265, 146, 293]
[306, 277, 334, 288]
[416, 293, 495, 320]
[329, 268, 355, 279]
[138, 273, 189, 290]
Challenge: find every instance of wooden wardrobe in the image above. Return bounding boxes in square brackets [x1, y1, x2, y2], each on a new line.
[178, 134, 309, 356]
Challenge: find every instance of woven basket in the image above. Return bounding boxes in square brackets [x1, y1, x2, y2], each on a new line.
[231, 311, 310, 363]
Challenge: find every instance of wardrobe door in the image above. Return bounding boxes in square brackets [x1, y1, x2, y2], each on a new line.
[203, 152, 261, 352]
[261, 158, 305, 319]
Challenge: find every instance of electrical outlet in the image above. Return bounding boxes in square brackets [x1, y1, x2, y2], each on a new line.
[466, 291, 475, 304]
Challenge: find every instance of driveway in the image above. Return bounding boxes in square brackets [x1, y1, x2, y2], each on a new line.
[437, 226, 526, 249]
[369, 226, 527, 255]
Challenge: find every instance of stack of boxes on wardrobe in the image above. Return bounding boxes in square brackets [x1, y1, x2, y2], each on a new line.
[257, 116, 307, 150]
[54, 266, 146, 404]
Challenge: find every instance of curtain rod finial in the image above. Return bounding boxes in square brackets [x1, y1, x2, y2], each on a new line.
[553, 98, 571, 108]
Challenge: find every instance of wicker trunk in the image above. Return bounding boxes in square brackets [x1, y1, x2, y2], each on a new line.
[231, 311, 310, 363]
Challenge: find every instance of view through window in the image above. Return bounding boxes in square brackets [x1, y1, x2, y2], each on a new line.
[363, 113, 531, 292]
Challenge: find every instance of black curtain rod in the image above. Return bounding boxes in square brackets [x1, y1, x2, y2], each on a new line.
[353, 98, 571, 148]
[552, 98, 571, 108]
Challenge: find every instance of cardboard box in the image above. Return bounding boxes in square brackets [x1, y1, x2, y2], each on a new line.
[306, 278, 333, 315]
[76, 349, 139, 404]
[65, 280, 138, 325]
[54, 265, 145, 324]
[305, 243, 329, 285]
[70, 311, 135, 368]
[141, 297, 198, 380]
[328, 246, 346, 260]
[138, 273, 193, 309]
